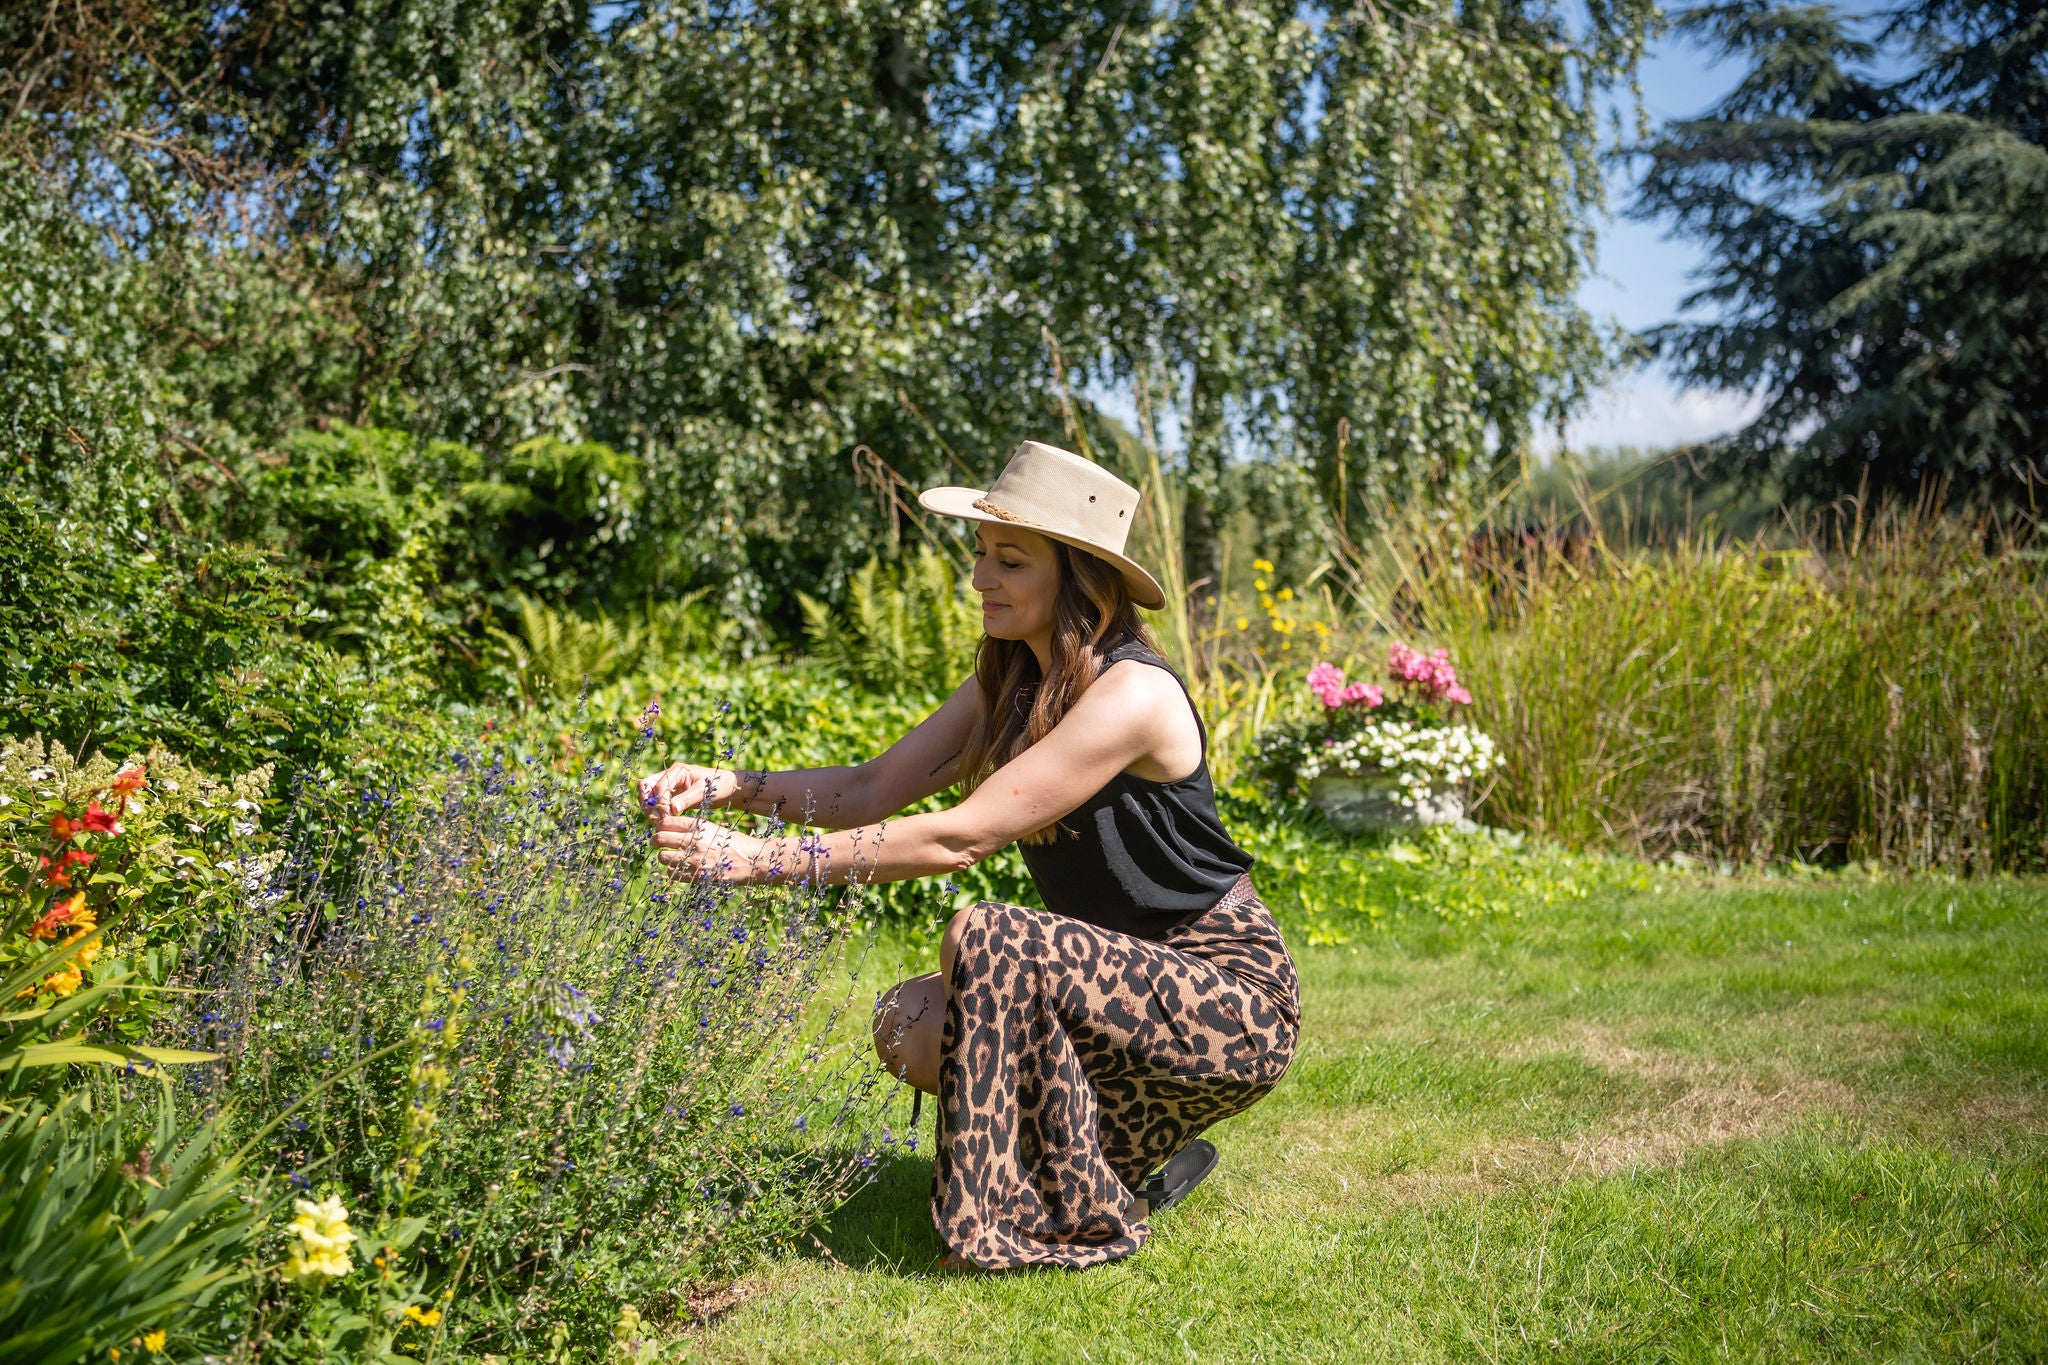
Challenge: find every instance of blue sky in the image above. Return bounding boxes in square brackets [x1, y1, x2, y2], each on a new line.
[1560, 24, 1763, 451]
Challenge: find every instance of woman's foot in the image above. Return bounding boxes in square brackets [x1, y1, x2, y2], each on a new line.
[1134, 1138, 1219, 1216]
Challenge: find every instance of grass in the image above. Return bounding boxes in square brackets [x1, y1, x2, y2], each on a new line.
[671, 835, 2047, 1362]
[1353, 501, 2048, 873]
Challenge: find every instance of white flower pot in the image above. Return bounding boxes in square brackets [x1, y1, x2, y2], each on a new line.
[1307, 772, 1465, 835]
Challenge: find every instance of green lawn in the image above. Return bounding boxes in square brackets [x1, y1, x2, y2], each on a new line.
[687, 859, 2047, 1362]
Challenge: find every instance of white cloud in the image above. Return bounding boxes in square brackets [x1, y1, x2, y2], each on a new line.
[1542, 372, 1766, 452]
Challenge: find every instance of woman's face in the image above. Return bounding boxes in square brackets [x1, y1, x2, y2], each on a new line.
[971, 524, 1060, 643]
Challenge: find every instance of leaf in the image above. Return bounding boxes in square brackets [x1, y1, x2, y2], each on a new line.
[0, 1036, 220, 1072]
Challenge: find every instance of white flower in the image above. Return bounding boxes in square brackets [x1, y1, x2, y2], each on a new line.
[1293, 721, 1499, 809]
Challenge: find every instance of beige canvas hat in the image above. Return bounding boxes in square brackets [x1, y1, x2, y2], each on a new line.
[919, 441, 1166, 610]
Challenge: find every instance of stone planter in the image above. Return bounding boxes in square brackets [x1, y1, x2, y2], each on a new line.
[1306, 772, 1465, 836]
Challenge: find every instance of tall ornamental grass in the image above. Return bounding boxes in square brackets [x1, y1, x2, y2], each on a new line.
[1353, 506, 2046, 870]
[181, 722, 889, 1354]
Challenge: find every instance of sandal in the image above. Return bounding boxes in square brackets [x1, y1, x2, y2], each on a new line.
[1133, 1138, 1219, 1217]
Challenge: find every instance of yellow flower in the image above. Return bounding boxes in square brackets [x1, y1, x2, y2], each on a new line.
[1253, 578, 1268, 592]
[142, 1331, 166, 1355]
[1235, 616, 1249, 632]
[1277, 586, 1294, 602]
[1253, 558, 1275, 573]
[402, 1305, 443, 1328]
[43, 965, 83, 999]
[282, 1195, 357, 1282]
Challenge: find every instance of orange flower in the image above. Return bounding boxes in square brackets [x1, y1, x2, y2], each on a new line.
[48, 812, 83, 842]
[31, 892, 87, 939]
[38, 848, 94, 888]
[82, 799, 121, 835]
[110, 764, 148, 798]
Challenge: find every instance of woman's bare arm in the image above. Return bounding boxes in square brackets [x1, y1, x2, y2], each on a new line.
[639, 676, 981, 830]
[653, 661, 1185, 884]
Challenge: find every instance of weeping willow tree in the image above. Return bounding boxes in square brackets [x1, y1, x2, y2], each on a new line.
[2, 0, 1654, 617]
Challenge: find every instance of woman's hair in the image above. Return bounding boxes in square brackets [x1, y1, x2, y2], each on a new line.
[956, 540, 1160, 843]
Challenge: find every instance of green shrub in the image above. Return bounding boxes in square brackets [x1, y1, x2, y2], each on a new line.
[486, 590, 741, 704]
[0, 496, 399, 783]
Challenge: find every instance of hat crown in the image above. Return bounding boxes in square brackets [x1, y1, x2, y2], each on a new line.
[981, 441, 1139, 554]
[914, 439, 1166, 609]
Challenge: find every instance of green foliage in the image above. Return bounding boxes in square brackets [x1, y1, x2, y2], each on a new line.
[2, 0, 1658, 618]
[221, 424, 658, 677]
[0, 163, 157, 540]
[488, 591, 740, 704]
[1635, 0, 2048, 500]
[0, 1089, 253, 1364]
[798, 549, 981, 696]
[0, 493, 393, 783]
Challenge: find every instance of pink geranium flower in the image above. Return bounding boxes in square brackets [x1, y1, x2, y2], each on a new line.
[1340, 682, 1383, 708]
[1307, 661, 1347, 709]
[1387, 642, 1469, 704]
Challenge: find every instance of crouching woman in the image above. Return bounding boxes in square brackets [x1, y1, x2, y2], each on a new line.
[639, 441, 1298, 1271]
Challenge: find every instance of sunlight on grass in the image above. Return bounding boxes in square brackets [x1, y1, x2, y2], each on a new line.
[686, 866, 2048, 1362]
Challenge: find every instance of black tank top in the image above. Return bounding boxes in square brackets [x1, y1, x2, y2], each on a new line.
[1017, 638, 1255, 940]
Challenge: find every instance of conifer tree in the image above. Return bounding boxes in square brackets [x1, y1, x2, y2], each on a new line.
[1635, 0, 2048, 500]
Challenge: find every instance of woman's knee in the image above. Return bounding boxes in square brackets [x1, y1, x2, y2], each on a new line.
[871, 972, 943, 1089]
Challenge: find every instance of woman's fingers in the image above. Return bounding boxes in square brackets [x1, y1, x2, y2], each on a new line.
[651, 814, 737, 878]
[638, 763, 703, 815]
[651, 814, 713, 844]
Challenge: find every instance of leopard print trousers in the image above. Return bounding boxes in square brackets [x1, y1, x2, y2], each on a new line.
[932, 875, 1299, 1270]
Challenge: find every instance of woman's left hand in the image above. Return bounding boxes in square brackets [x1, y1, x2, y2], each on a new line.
[651, 811, 764, 882]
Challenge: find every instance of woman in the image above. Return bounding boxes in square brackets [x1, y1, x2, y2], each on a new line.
[639, 440, 1298, 1271]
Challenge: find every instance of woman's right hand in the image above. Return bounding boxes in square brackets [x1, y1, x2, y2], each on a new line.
[637, 761, 733, 818]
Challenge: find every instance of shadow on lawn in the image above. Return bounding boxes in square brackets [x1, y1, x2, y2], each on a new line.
[811, 1151, 944, 1274]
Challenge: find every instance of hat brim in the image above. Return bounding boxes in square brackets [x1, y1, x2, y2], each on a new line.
[918, 486, 1168, 611]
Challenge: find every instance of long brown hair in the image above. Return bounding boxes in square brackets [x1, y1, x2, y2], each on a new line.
[957, 540, 1160, 843]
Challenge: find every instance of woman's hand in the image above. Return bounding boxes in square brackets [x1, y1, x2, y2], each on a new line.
[637, 761, 735, 817]
[651, 811, 767, 882]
